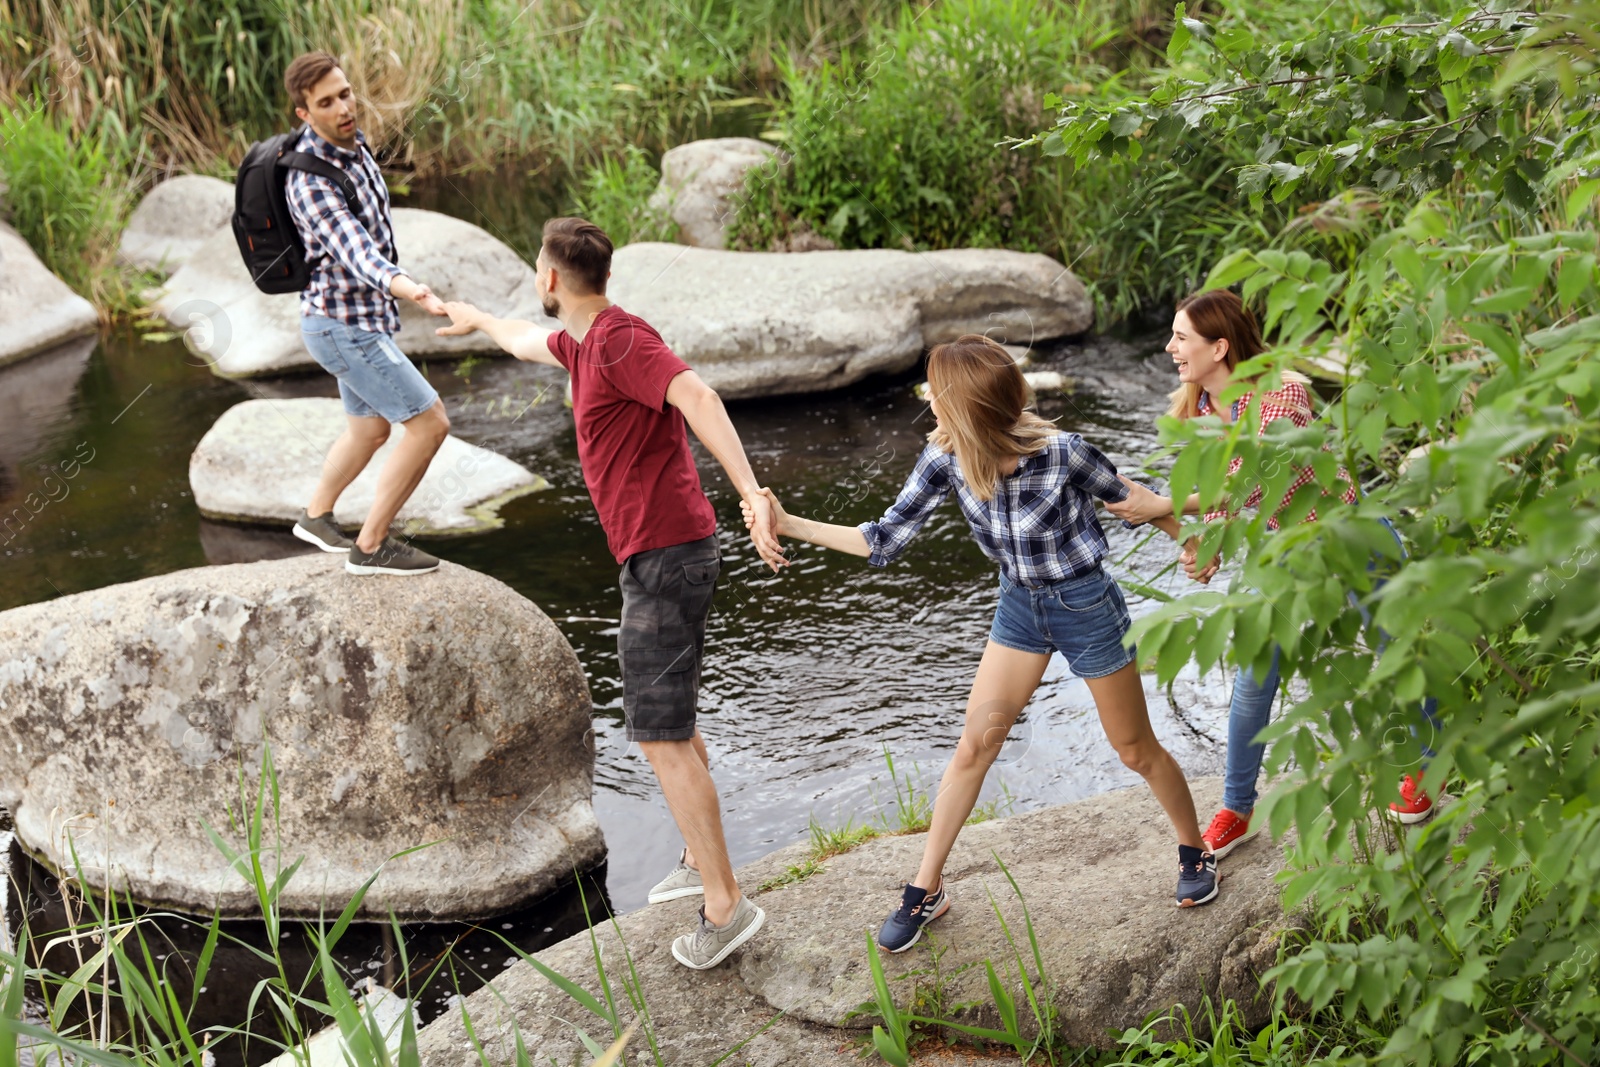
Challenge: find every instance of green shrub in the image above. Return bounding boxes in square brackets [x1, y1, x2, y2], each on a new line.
[728, 0, 1297, 322]
[0, 99, 143, 313]
[732, 0, 1119, 253]
[571, 145, 677, 246]
[1050, 3, 1600, 1063]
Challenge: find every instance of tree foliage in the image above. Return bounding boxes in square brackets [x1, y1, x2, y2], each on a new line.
[1032, 4, 1600, 1064]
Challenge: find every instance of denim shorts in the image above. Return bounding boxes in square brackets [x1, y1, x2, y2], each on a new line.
[988, 565, 1136, 679]
[300, 314, 439, 423]
[618, 535, 721, 742]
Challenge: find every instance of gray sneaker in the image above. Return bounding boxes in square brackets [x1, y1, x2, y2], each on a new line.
[647, 849, 704, 904]
[292, 509, 354, 553]
[670, 897, 765, 970]
[345, 537, 440, 576]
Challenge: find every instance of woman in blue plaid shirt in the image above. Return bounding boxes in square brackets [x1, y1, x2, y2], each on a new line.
[745, 334, 1219, 953]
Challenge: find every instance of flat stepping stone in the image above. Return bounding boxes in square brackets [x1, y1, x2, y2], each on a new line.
[117, 174, 235, 276]
[153, 207, 552, 378]
[607, 243, 1093, 400]
[0, 223, 99, 369]
[190, 398, 545, 536]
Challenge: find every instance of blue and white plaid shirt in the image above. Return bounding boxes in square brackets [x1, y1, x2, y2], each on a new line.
[860, 434, 1130, 588]
[285, 127, 403, 335]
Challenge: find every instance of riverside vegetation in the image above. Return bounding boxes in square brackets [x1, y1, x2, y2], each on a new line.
[2, 0, 1599, 1064]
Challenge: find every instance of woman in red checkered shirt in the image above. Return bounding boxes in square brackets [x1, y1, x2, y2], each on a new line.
[1107, 290, 1437, 860]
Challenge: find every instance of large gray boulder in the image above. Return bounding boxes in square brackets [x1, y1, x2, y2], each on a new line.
[607, 243, 1093, 399]
[648, 138, 779, 249]
[0, 555, 604, 919]
[118, 174, 236, 275]
[189, 398, 546, 536]
[0, 223, 100, 369]
[415, 779, 1290, 1065]
[153, 207, 555, 378]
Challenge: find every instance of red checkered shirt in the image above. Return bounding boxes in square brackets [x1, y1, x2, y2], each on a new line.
[1199, 380, 1357, 529]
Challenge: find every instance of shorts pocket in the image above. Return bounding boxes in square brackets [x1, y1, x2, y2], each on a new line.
[1053, 571, 1115, 613]
[303, 327, 350, 375]
[622, 645, 698, 731]
[682, 558, 719, 586]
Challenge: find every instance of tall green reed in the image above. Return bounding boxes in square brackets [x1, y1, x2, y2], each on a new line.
[0, 0, 900, 178]
[0, 98, 152, 315]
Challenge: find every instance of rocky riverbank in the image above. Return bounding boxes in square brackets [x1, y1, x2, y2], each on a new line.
[416, 777, 1291, 1065]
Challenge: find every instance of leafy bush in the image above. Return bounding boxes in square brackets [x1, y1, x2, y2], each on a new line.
[570, 145, 678, 246]
[0, 99, 144, 314]
[1043, 3, 1600, 1063]
[731, 0, 1120, 252]
[728, 0, 1316, 321]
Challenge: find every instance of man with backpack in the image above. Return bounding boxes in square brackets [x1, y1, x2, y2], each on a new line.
[271, 50, 450, 575]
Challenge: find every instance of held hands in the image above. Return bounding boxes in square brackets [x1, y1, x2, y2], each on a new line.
[395, 276, 447, 316]
[1104, 475, 1174, 526]
[740, 487, 789, 573]
[435, 300, 485, 338]
[1179, 537, 1222, 584]
[413, 287, 447, 317]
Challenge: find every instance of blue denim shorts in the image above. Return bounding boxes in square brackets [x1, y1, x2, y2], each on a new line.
[988, 565, 1136, 679]
[300, 314, 439, 422]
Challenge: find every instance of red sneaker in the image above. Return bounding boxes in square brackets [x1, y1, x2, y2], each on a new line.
[1388, 774, 1435, 825]
[1202, 808, 1257, 859]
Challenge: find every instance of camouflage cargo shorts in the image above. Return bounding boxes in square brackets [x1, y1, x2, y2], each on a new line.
[617, 534, 720, 742]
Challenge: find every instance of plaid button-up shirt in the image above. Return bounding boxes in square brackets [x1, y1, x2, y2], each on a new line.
[1199, 380, 1357, 529]
[860, 433, 1130, 588]
[285, 127, 403, 335]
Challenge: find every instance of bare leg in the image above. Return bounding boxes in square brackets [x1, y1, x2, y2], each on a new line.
[1086, 662, 1203, 848]
[912, 642, 1051, 891]
[639, 738, 740, 925]
[306, 414, 391, 518]
[356, 400, 450, 552]
[680, 728, 711, 869]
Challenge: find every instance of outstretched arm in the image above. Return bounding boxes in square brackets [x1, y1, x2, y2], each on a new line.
[665, 370, 786, 570]
[744, 488, 871, 556]
[1104, 475, 1204, 526]
[436, 301, 562, 367]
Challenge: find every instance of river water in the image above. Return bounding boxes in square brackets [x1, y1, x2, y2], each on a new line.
[0, 186, 1236, 1056]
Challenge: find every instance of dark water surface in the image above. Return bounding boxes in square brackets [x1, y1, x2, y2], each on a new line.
[0, 195, 1236, 1058]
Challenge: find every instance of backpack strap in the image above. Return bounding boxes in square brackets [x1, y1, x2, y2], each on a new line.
[277, 151, 360, 204]
[276, 131, 398, 266]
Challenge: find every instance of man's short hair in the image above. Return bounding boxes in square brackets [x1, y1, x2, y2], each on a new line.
[541, 217, 613, 295]
[285, 51, 341, 110]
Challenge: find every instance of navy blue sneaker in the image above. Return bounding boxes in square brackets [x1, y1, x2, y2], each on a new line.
[877, 881, 950, 953]
[1176, 847, 1219, 908]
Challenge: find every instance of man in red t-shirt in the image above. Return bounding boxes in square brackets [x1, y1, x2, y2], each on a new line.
[437, 217, 784, 971]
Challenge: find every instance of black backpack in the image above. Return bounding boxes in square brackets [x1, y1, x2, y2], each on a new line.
[231, 127, 389, 294]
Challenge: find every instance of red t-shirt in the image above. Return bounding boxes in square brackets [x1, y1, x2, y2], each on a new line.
[548, 305, 717, 563]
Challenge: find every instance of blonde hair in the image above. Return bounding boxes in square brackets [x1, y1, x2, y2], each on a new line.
[926, 335, 1059, 501]
[1165, 289, 1311, 419]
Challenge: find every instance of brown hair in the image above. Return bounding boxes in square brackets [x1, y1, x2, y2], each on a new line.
[1165, 288, 1299, 419]
[285, 51, 341, 111]
[541, 217, 613, 295]
[926, 335, 1059, 501]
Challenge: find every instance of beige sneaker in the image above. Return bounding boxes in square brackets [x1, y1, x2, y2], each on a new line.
[670, 896, 764, 970]
[647, 848, 704, 904]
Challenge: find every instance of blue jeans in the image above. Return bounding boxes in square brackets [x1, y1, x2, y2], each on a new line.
[1220, 519, 1441, 815]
